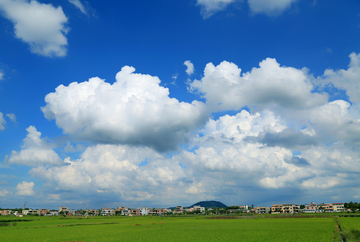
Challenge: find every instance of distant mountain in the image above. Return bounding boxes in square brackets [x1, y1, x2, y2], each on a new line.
[188, 201, 227, 208]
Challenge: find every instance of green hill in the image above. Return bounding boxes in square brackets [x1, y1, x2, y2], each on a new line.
[188, 201, 227, 208]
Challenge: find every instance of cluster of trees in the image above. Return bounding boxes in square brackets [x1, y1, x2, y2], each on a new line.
[344, 202, 360, 212]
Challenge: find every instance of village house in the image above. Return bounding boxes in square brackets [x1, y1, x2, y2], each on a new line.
[173, 206, 183, 214]
[121, 208, 130, 216]
[40, 209, 50, 215]
[239, 205, 248, 211]
[89, 209, 99, 216]
[58, 207, 69, 212]
[304, 202, 318, 213]
[0, 210, 12, 215]
[271, 204, 283, 214]
[23, 209, 39, 215]
[139, 207, 148, 216]
[116, 207, 126, 214]
[50, 211, 59, 216]
[101, 208, 115, 216]
[283, 204, 300, 214]
[333, 203, 345, 212]
[254, 206, 270, 214]
[317, 203, 334, 212]
[192, 206, 205, 213]
[149, 208, 168, 215]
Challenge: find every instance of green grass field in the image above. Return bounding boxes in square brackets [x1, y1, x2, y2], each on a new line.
[337, 217, 360, 242]
[0, 215, 337, 242]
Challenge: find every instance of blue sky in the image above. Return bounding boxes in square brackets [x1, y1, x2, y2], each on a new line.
[1, 0, 360, 210]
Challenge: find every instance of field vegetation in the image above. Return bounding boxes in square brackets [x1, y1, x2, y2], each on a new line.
[0, 215, 342, 242]
[337, 216, 360, 242]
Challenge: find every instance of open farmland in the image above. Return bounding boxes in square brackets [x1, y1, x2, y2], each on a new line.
[337, 217, 360, 242]
[0, 215, 336, 242]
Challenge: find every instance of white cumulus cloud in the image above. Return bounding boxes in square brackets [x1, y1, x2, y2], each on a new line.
[41, 66, 208, 152]
[0, 0, 69, 57]
[321, 52, 360, 103]
[306, 100, 360, 148]
[248, 0, 298, 16]
[29, 144, 187, 203]
[8, 126, 64, 167]
[16, 181, 34, 196]
[189, 58, 328, 112]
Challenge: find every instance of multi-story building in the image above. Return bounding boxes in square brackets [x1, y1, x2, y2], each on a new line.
[101, 208, 115, 216]
[89, 209, 99, 216]
[121, 209, 130, 216]
[333, 203, 345, 212]
[254, 207, 270, 214]
[239, 205, 248, 211]
[59, 207, 69, 213]
[283, 204, 300, 214]
[40, 209, 50, 215]
[129, 209, 141, 216]
[23, 209, 39, 215]
[173, 206, 183, 214]
[116, 207, 126, 212]
[193, 206, 205, 213]
[271, 204, 283, 214]
[151, 208, 168, 215]
[304, 202, 317, 213]
[317, 203, 333, 212]
[139, 207, 148, 216]
[0, 210, 11, 215]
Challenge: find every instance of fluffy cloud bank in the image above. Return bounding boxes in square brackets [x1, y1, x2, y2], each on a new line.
[7, 52, 360, 206]
[0, 0, 68, 57]
[190, 58, 327, 111]
[176, 108, 360, 196]
[7, 126, 64, 167]
[29, 144, 193, 204]
[41, 66, 208, 152]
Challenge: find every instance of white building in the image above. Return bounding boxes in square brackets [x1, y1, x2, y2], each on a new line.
[23, 209, 39, 215]
[333, 203, 345, 212]
[101, 208, 115, 216]
[193, 206, 205, 213]
[121, 209, 130, 216]
[139, 207, 148, 216]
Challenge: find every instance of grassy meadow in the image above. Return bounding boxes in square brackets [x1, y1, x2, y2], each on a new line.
[337, 217, 360, 242]
[0, 215, 342, 242]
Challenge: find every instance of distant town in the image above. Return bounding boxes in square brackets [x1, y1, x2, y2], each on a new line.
[1, 201, 359, 217]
